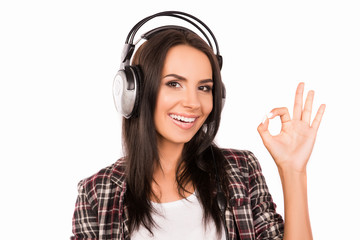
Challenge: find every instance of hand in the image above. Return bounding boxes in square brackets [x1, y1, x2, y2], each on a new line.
[257, 82, 326, 173]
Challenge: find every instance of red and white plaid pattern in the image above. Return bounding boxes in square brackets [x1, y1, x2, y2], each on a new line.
[71, 149, 284, 240]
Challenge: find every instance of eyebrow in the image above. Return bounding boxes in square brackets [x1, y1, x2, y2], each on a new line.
[163, 74, 213, 84]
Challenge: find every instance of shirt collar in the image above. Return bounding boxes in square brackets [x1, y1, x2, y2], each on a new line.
[110, 158, 127, 189]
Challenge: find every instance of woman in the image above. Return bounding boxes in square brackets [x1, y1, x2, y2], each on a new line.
[71, 14, 325, 240]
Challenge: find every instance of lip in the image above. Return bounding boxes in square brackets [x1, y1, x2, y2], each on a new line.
[168, 113, 199, 130]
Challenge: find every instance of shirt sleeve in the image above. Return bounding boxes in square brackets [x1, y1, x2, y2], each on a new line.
[71, 179, 99, 240]
[246, 151, 284, 239]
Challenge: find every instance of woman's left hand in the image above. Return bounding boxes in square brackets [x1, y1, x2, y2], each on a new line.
[257, 82, 326, 173]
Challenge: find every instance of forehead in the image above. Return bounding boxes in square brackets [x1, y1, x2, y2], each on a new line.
[162, 45, 212, 79]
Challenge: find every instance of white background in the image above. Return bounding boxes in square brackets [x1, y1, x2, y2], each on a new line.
[1, 0, 359, 239]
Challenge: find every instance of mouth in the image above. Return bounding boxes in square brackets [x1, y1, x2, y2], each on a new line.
[169, 113, 198, 130]
[169, 114, 196, 123]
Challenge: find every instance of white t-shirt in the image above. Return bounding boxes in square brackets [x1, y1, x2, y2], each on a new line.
[131, 191, 226, 240]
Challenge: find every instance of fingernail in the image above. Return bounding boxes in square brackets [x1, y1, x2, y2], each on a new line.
[267, 112, 273, 118]
[262, 115, 267, 124]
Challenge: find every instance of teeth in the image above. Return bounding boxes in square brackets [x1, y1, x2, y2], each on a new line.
[170, 114, 196, 123]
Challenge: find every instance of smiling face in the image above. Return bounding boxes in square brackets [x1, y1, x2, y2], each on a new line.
[154, 44, 213, 147]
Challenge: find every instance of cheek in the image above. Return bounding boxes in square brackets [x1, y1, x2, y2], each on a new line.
[154, 91, 177, 120]
[205, 103, 213, 116]
[156, 91, 175, 110]
[202, 95, 213, 115]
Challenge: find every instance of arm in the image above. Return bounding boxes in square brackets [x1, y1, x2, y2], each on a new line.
[245, 151, 284, 239]
[278, 167, 311, 239]
[71, 180, 99, 240]
[223, 149, 284, 239]
[257, 82, 326, 240]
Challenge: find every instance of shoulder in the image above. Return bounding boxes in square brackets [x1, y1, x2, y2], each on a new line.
[76, 158, 127, 199]
[220, 148, 261, 171]
[219, 148, 264, 189]
[221, 148, 255, 161]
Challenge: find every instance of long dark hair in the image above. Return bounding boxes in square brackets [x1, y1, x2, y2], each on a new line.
[123, 29, 228, 236]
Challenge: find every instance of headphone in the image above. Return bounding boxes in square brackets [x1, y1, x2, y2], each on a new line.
[112, 10, 226, 119]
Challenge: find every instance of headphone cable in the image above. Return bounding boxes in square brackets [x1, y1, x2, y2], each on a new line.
[210, 145, 230, 240]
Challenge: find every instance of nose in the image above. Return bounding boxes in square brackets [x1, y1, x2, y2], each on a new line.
[182, 88, 201, 110]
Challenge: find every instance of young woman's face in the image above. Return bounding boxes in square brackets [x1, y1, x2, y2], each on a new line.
[154, 44, 213, 146]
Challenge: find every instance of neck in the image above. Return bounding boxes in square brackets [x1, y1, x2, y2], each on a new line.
[152, 138, 195, 203]
[156, 139, 184, 174]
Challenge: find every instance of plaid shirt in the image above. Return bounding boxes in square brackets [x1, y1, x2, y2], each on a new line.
[71, 149, 284, 240]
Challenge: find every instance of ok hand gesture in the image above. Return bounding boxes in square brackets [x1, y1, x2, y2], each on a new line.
[257, 82, 326, 173]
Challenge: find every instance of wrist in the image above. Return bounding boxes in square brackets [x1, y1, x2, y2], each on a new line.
[277, 163, 307, 177]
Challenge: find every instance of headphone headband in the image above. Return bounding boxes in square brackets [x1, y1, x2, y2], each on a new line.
[125, 11, 221, 56]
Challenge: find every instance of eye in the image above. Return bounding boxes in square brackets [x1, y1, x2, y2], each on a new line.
[198, 85, 213, 92]
[166, 81, 181, 88]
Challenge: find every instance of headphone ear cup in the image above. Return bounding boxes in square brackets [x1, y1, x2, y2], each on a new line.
[112, 65, 142, 118]
[128, 65, 142, 117]
[221, 82, 226, 111]
[217, 55, 223, 70]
